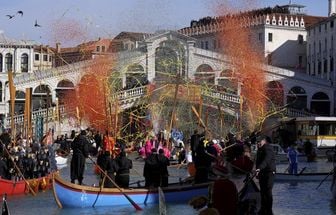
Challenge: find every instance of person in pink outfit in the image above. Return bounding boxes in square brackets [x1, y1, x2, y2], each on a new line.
[145, 140, 152, 158]
[162, 140, 171, 159]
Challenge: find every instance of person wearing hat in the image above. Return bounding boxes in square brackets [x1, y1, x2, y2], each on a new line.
[70, 130, 90, 185]
[255, 135, 276, 215]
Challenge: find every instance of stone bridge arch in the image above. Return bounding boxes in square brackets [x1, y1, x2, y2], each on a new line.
[194, 64, 215, 85]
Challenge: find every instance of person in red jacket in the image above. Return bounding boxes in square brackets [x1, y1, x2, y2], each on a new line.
[103, 131, 115, 155]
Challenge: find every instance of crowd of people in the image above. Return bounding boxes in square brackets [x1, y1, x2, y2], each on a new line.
[1, 125, 321, 214]
[0, 131, 57, 181]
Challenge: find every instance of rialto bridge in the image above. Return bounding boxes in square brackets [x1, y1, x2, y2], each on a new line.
[4, 31, 334, 131]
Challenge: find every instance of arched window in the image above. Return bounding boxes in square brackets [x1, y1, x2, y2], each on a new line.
[0, 54, 3, 73]
[311, 92, 330, 116]
[287, 86, 307, 110]
[21, 53, 28, 73]
[5, 53, 13, 72]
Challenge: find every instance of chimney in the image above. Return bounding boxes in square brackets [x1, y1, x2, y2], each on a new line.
[329, 0, 336, 16]
[56, 42, 61, 53]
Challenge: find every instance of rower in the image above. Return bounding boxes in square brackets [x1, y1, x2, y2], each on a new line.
[115, 151, 132, 188]
[102, 151, 118, 188]
[158, 149, 170, 187]
[143, 148, 160, 187]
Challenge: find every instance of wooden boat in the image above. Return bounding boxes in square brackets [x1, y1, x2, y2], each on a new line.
[275, 172, 332, 181]
[52, 173, 210, 208]
[0, 173, 54, 196]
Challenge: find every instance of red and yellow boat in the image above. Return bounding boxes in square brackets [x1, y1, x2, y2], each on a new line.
[0, 173, 54, 196]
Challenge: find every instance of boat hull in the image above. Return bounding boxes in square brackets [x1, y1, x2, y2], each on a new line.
[0, 173, 54, 196]
[275, 173, 332, 181]
[0, 178, 26, 195]
[53, 174, 210, 208]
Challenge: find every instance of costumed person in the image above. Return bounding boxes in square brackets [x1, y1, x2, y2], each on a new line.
[162, 140, 171, 159]
[143, 148, 160, 187]
[287, 143, 298, 175]
[0, 155, 8, 179]
[70, 130, 90, 185]
[102, 151, 119, 188]
[158, 148, 170, 187]
[103, 131, 115, 155]
[194, 137, 212, 184]
[115, 151, 132, 188]
[144, 139, 152, 158]
[255, 135, 276, 215]
[190, 130, 200, 162]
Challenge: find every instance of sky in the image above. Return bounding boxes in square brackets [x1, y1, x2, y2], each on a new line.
[0, 0, 328, 46]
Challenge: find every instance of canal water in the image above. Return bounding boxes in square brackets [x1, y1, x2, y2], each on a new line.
[4, 157, 336, 215]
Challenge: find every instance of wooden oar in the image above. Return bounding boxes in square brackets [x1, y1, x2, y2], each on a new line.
[0, 141, 36, 196]
[297, 167, 306, 175]
[87, 156, 142, 211]
[220, 143, 238, 152]
[316, 168, 334, 189]
[238, 171, 258, 197]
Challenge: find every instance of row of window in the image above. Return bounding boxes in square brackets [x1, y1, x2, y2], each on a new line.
[307, 57, 334, 76]
[259, 32, 304, 44]
[96, 45, 106, 52]
[34, 53, 52, 62]
[0, 53, 28, 73]
[308, 36, 334, 58]
[200, 39, 221, 50]
[308, 20, 334, 36]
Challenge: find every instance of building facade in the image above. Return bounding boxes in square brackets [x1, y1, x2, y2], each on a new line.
[0, 32, 35, 124]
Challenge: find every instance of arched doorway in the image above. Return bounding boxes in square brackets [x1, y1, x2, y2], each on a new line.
[56, 79, 75, 104]
[311, 92, 330, 116]
[126, 64, 147, 89]
[287, 86, 307, 110]
[195, 64, 215, 85]
[266, 81, 284, 109]
[33, 84, 51, 110]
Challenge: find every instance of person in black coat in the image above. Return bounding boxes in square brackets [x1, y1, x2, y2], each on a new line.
[102, 152, 119, 188]
[158, 149, 170, 187]
[255, 135, 276, 215]
[190, 129, 200, 162]
[70, 130, 90, 185]
[143, 148, 160, 187]
[0, 156, 8, 179]
[115, 151, 132, 188]
[194, 138, 212, 184]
